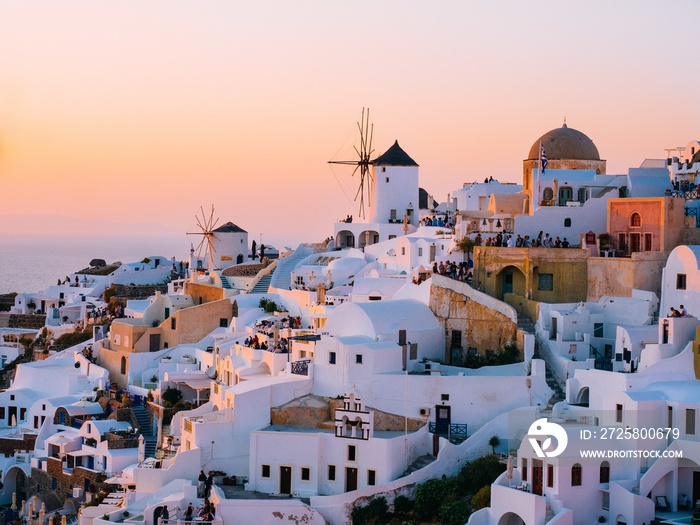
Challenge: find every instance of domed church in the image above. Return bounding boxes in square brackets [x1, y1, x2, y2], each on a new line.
[522, 122, 606, 211]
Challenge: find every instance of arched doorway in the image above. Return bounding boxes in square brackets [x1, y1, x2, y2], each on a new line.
[336, 231, 355, 249]
[498, 512, 526, 525]
[496, 265, 526, 300]
[576, 387, 589, 407]
[358, 230, 379, 249]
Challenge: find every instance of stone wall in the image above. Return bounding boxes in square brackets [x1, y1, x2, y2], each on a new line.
[429, 276, 518, 363]
[31, 460, 102, 503]
[0, 434, 37, 457]
[113, 284, 168, 300]
[8, 315, 45, 329]
[270, 396, 425, 432]
[222, 263, 268, 277]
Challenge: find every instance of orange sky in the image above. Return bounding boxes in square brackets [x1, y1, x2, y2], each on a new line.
[2, 1, 699, 248]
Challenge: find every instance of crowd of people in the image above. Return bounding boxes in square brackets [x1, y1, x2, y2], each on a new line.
[420, 215, 454, 229]
[473, 231, 571, 249]
[431, 260, 473, 282]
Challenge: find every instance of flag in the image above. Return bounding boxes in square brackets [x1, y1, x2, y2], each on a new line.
[540, 143, 548, 175]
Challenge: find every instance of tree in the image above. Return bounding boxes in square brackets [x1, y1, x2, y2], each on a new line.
[458, 236, 476, 254]
[489, 435, 501, 454]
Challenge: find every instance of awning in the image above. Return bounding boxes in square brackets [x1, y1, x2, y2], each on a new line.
[173, 378, 212, 390]
[67, 449, 94, 457]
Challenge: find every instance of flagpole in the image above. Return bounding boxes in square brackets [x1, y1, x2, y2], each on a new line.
[536, 141, 542, 212]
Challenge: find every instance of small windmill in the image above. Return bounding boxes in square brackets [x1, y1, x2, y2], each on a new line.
[328, 108, 375, 219]
[187, 205, 220, 271]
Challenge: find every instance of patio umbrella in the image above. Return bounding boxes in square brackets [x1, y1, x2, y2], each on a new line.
[506, 455, 513, 480]
[11, 492, 16, 510]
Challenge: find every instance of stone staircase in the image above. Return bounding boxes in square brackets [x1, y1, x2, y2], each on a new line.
[133, 405, 157, 458]
[251, 270, 275, 294]
[220, 275, 233, 289]
[517, 314, 536, 334]
[402, 454, 436, 477]
[545, 503, 554, 523]
[269, 245, 316, 291]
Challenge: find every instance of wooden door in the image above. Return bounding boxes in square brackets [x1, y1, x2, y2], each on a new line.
[280, 466, 292, 494]
[532, 459, 543, 496]
[345, 467, 358, 492]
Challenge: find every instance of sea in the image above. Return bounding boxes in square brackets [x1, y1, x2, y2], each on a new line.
[0, 234, 188, 295]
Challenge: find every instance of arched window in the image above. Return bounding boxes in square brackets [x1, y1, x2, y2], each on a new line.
[599, 461, 610, 483]
[543, 187, 553, 202]
[564, 218, 572, 227]
[571, 463, 582, 486]
[120, 356, 127, 375]
[630, 212, 641, 228]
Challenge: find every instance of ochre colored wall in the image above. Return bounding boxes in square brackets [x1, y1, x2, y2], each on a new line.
[586, 251, 668, 301]
[473, 246, 588, 304]
[184, 282, 227, 304]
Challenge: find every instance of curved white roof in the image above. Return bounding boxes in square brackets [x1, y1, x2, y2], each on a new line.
[323, 299, 439, 339]
[669, 245, 700, 269]
[328, 257, 366, 271]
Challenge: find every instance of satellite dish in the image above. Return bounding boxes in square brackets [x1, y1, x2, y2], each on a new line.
[206, 366, 217, 379]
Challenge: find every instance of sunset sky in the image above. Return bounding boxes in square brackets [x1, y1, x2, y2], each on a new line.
[1, 1, 699, 249]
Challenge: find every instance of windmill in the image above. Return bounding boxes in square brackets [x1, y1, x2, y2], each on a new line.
[187, 205, 220, 271]
[328, 108, 375, 219]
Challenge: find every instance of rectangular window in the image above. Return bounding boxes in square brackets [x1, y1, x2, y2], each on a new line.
[547, 464, 554, 488]
[451, 330, 462, 348]
[687, 409, 696, 435]
[356, 354, 363, 364]
[401, 247, 406, 255]
[368, 470, 376, 486]
[385, 177, 389, 182]
[441, 394, 450, 401]
[390, 209, 397, 220]
[328, 465, 336, 481]
[616, 404, 623, 423]
[644, 233, 653, 251]
[34, 416, 39, 429]
[677, 273, 687, 290]
[522, 458, 528, 481]
[348, 445, 356, 462]
[262, 464, 271, 478]
[0, 407, 5, 419]
[301, 467, 310, 481]
[388, 235, 396, 240]
[20, 408, 26, 420]
[329, 352, 336, 365]
[171, 317, 177, 330]
[219, 318, 228, 328]
[418, 247, 423, 256]
[538, 274, 554, 291]
[594, 323, 604, 338]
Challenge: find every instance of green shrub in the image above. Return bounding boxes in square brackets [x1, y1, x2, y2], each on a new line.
[439, 500, 470, 525]
[471, 485, 491, 511]
[456, 455, 505, 496]
[351, 496, 387, 525]
[393, 495, 414, 513]
[415, 478, 452, 521]
[55, 331, 92, 348]
[103, 286, 117, 304]
[162, 387, 183, 407]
